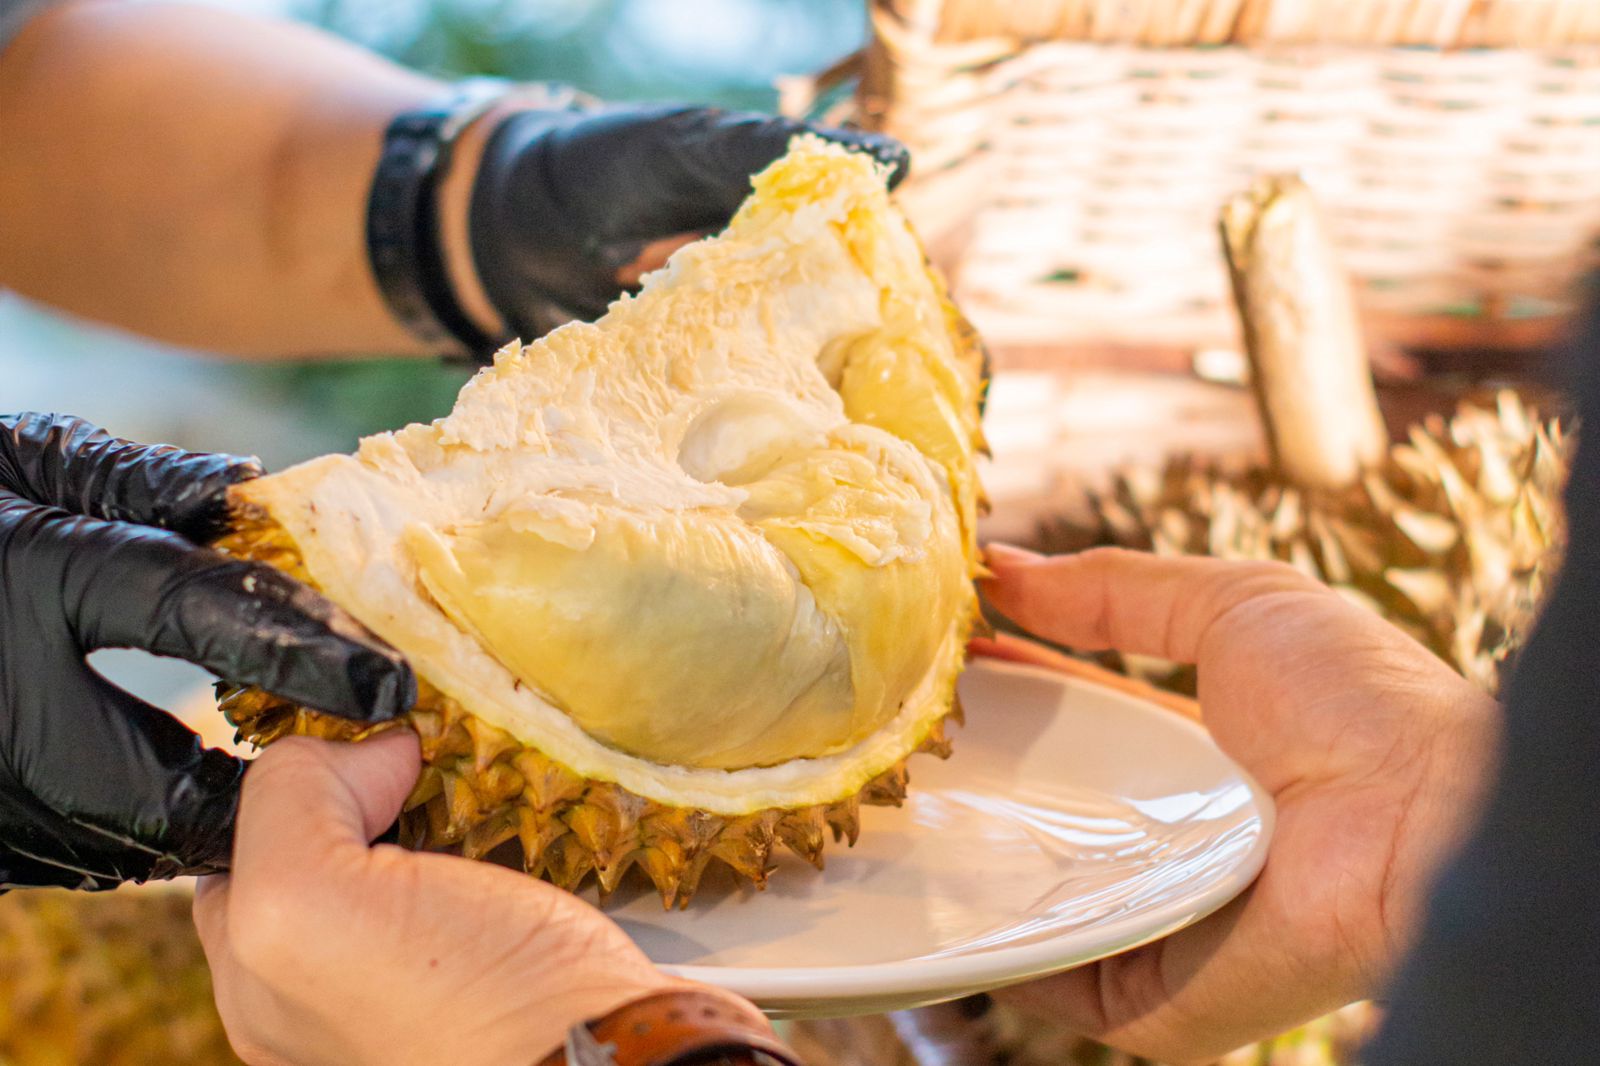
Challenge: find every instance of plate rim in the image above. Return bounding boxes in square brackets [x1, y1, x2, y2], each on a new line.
[657, 660, 1276, 1006]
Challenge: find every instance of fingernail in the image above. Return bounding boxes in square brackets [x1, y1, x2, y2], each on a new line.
[984, 543, 1044, 568]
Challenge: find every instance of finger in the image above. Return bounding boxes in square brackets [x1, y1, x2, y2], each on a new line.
[192, 872, 230, 955]
[232, 732, 421, 891]
[558, 107, 906, 241]
[192, 874, 278, 1066]
[0, 411, 261, 540]
[982, 545, 1321, 664]
[812, 123, 910, 188]
[630, 109, 907, 222]
[52, 514, 414, 721]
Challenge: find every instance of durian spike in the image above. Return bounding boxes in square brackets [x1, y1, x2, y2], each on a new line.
[405, 766, 444, 809]
[463, 717, 521, 775]
[513, 750, 587, 814]
[824, 792, 863, 846]
[460, 812, 518, 861]
[564, 784, 647, 887]
[439, 772, 487, 840]
[707, 811, 779, 889]
[473, 760, 526, 812]
[862, 763, 910, 807]
[917, 718, 954, 760]
[776, 806, 830, 870]
[541, 834, 596, 893]
[516, 803, 571, 867]
[634, 808, 715, 908]
[1220, 174, 1386, 490]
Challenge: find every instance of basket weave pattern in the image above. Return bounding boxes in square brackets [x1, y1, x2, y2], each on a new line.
[861, 4, 1600, 351]
[912, 0, 1600, 49]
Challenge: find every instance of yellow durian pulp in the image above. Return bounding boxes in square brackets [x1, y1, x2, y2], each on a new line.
[219, 136, 986, 901]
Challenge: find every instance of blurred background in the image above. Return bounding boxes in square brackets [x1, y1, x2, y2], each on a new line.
[0, 0, 868, 470]
[2, 1, 1588, 1064]
[1, 0, 868, 709]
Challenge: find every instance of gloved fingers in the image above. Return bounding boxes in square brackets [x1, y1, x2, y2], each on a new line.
[590, 110, 907, 292]
[812, 123, 911, 189]
[633, 109, 909, 221]
[2, 668, 246, 886]
[0, 412, 261, 541]
[0, 838, 123, 891]
[469, 103, 910, 333]
[565, 107, 908, 242]
[42, 511, 415, 722]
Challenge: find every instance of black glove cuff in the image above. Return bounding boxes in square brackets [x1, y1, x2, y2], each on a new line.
[365, 79, 516, 364]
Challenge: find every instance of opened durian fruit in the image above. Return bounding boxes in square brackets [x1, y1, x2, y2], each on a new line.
[217, 137, 988, 908]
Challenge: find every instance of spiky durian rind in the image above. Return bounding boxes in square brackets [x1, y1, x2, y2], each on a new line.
[1047, 391, 1570, 691]
[213, 142, 989, 905]
[217, 500, 966, 909]
[214, 253, 988, 906]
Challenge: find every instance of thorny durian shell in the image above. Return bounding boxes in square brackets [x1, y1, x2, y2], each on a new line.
[213, 500, 967, 908]
[214, 140, 988, 907]
[1043, 391, 1571, 692]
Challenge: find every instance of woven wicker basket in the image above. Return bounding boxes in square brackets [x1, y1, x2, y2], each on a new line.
[780, 0, 1599, 535]
[786, 0, 1600, 364]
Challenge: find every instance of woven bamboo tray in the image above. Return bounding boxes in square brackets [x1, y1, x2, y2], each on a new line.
[785, 0, 1600, 363]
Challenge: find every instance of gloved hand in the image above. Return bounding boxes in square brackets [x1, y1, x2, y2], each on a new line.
[0, 413, 415, 891]
[468, 104, 910, 337]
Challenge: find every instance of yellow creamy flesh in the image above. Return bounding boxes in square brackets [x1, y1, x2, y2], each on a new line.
[237, 137, 979, 786]
[406, 422, 963, 769]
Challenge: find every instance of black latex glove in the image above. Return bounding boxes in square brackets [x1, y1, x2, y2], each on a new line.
[469, 104, 910, 338]
[0, 413, 415, 891]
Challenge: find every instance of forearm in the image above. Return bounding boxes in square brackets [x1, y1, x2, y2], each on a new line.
[0, 1, 443, 357]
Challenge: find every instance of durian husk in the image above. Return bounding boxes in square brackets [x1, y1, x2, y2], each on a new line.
[1040, 389, 1572, 694]
[214, 511, 967, 910]
[214, 265, 989, 910]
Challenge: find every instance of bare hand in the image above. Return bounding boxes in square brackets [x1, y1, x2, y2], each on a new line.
[982, 546, 1498, 1064]
[192, 731, 755, 1065]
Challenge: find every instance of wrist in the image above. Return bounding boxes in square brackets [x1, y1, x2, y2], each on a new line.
[436, 97, 529, 347]
[531, 982, 791, 1066]
[1372, 682, 1501, 988]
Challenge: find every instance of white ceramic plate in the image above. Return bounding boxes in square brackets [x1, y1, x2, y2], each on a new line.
[587, 659, 1275, 1019]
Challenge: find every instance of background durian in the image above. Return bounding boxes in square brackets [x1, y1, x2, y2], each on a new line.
[1036, 177, 1572, 696]
[0, 887, 239, 1066]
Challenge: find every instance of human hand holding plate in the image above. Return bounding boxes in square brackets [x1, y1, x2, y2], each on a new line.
[982, 545, 1499, 1063]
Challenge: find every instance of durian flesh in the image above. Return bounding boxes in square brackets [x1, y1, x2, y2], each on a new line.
[218, 138, 986, 905]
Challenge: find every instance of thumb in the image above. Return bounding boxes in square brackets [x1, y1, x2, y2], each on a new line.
[232, 731, 421, 889]
[982, 545, 1320, 664]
